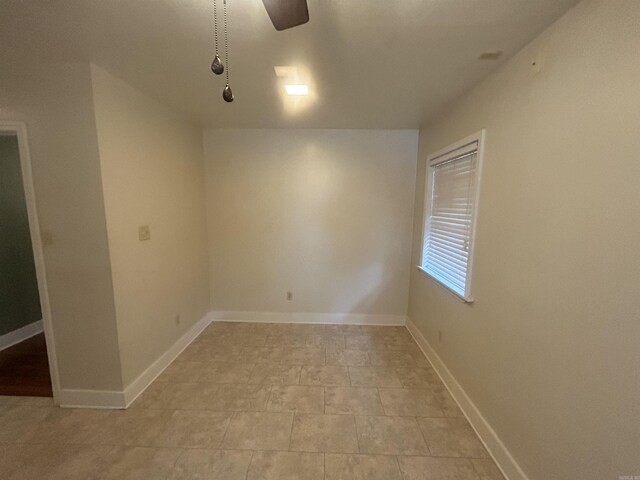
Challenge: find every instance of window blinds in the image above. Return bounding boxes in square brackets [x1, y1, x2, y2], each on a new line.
[422, 141, 479, 299]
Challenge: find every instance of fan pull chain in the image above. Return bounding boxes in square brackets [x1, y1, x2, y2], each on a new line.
[222, 0, 234, 102]
[211, 0, 224, 75]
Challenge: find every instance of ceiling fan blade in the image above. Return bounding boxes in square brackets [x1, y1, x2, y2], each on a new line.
[261, 0, 309, 31]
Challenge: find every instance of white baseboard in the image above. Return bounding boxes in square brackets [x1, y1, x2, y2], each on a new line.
[0, 320, 44, 352]
[58, 312, 214, 409]
[406, 318, 528, 480]
[122, 312, 214, 407]
[210, 310, 407, 326]
[58, 388, 126, 409]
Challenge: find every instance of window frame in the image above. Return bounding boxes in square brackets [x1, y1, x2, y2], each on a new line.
[418, 129, 486, 303]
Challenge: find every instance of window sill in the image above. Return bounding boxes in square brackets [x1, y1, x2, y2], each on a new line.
[416, 265, 474, 304]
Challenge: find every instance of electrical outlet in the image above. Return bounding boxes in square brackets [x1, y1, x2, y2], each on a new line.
[286, 291, 293, 301]
[175, 315, 181, 325]
[138, 225, 151, 241]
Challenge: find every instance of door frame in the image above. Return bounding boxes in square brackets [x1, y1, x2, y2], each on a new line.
[0, 121, 61, 403]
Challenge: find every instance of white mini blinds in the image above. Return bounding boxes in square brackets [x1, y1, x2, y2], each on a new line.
[421, 131, 485, 302]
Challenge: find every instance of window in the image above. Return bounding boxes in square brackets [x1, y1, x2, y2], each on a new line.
[419, 130, 485, 302]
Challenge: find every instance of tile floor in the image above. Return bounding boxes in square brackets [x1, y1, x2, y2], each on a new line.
[0, 322, 505, 479]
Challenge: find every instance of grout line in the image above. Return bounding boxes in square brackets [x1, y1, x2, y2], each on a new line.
[219, 410, 235, 448]
[414, 415, 435, 456]
[322, 386, 326, 414]
[394, 455, 406, 480]
[352, 414, 362, 454]
[245, 450, 254, 480]
[286, 412, 296, 451]
[323, 452, 326, 480]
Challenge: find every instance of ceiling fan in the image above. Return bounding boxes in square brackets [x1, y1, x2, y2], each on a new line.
[210, 0, 309, 103]
[261, 0, 310, 31]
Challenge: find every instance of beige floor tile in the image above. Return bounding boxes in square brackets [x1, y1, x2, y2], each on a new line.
[207, 345, 248, 363]
[249, 364, 301, 385]
[102, 446, 182, 480]
[156, 361, 205, 382]
[198, 362, 256, 383]
[222, 412, 293, 450]
[324, 387, 384, 415]
[247, 451, 324, 480]
[290, 413, 359, 453]
[169, 449, 253, 480]
[0, 444, 38, 479]
[325, 453, 403, 480]
[211, 383, 271, 411]
[335, 325, 364, 335]
[243, 346, 285, 363]
[348, 367, 402, 388]
[0, 405, 52, 443]
[472, 458, 505, 479]
[2, 324, 500, 479]
[306, 323, 343, 337]
[397, 456, 480, 480]
[150, 410, 232, 448]
[306, 334, 345, 349]
[3, 444, 112, 480]
[378, 388, 444, 417]
[130, 381, 170, 409]
[355, 415, 428, 455]
[326, 348, 370, 366]
[404, 343, 428, 359]
[418, 417, 489, 458]
[300, 365, 351, 386]
[225, 333, 268, 347]
[94, 409, 170, 446]
[18, 407, 112, 444]
[267, 386, 324, 413]
[158, 382, 221, 410]
[368, 350, 429, 367]
[381, 335, 418, 350]
[430, 385, 464, 417]
[394, 367, 443, 389]
[0, 396, 54, 407]
[266, 334, 307, 347]
[50, 444, 117, 480]
[281, 347, 325, 365]
[344, 334, 376, 350]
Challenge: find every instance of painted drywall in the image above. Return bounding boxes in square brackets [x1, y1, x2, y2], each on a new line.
[0, 134, 42, 336]
[204, 129, 418, 319]
[91, 65, 210, 386]
[408, 1, 640, 479]
[0, 63, 123, 391]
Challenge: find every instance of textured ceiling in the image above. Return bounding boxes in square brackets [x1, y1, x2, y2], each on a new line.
[0, 0, 581, 128]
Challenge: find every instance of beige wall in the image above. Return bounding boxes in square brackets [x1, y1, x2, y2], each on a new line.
[408, 1, 640, 479]
[0, 63, 123, 391]
[91, 66, 210, 386]
[204, 129, 418, 319]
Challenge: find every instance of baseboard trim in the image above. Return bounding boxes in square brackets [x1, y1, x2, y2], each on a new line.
[210, 310, 407, 326]
[122, 312, 214, 407]
[406, 318, 529, 480]
[58, 388, 126, 409]
[58, 312, 214, 409]
[0, 320, 44, 352]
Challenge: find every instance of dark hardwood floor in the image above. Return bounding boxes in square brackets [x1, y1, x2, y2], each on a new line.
[0, 333, 53, 397]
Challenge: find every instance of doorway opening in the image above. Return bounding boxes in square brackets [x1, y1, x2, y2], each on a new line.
[0, 122, 59, 400]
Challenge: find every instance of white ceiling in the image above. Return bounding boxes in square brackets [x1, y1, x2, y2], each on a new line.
[0, 0, 580, 128]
